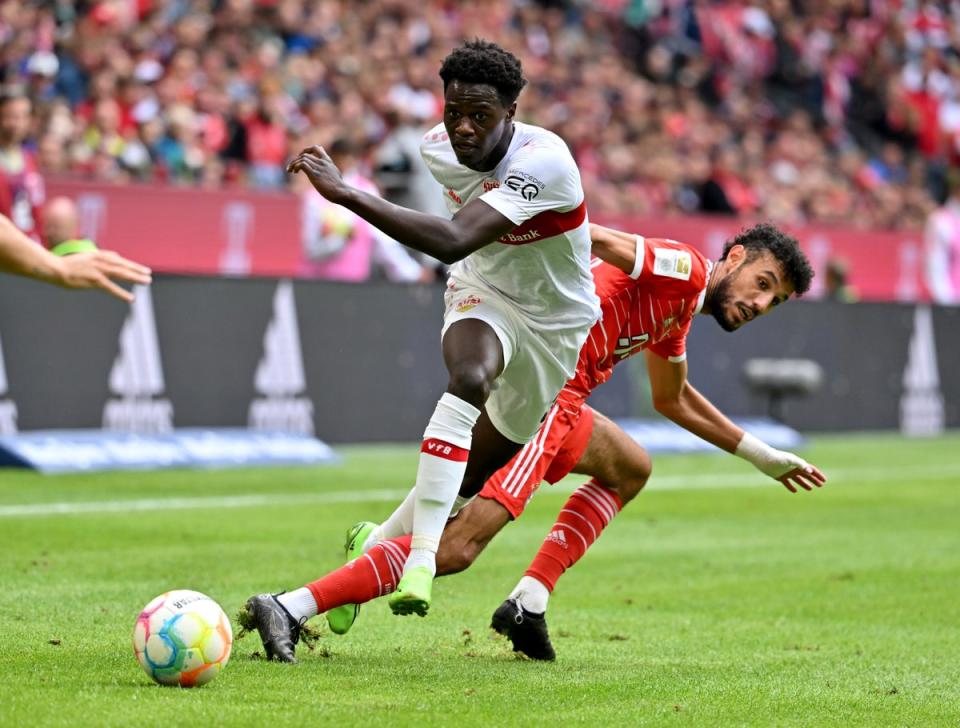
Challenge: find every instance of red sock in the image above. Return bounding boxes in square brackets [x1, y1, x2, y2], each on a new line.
[305, 535, 412, 613]
[524, 480, 622, 591]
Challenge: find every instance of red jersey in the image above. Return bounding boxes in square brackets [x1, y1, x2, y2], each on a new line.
[0, 148, 45, 243]
[564, 236, 711, 403]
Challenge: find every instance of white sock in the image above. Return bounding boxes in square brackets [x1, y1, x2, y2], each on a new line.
[275, 588, 317, 621]
[404, 393, 480, 576]
[368, 490, 473, 554]
[365, 486, 416, 551]
[510, 575, 550, 614]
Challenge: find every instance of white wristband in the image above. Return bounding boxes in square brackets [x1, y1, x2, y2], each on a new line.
[734, 432, 769, 465]
[735, 432, 809, 479]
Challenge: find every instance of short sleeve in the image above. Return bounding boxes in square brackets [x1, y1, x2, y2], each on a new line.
[646, 318, 692, 363]
[479, 143, 582, 225]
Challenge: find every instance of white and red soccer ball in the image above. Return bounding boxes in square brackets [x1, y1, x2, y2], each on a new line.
[133, 590, 232, 687]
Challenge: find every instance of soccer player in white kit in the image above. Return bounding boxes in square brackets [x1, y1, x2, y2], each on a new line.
[248, 40, 599, 638]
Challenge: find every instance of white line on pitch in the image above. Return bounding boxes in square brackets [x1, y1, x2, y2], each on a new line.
[0, 463, 957, 518]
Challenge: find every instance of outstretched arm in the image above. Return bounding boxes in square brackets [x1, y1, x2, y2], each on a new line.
[0, 213, 151, 302]
[289, 146, 517, 265]
[644, 350, 827, 493]
[590, 223, 642, 275]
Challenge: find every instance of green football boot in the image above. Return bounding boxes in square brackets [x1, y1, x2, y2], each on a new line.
[325, 521, 377, 635]
[388, 566, 433, 617]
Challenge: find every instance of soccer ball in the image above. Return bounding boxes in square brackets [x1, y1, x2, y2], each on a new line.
[133, 590, 233, 687]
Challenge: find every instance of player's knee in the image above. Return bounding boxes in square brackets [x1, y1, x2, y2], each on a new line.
[610, 451, 652, 504]
[446, 363, 494, 404]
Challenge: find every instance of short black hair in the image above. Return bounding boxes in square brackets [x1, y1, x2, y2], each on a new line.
[438, 39, 527, 107]
[721, 223, 814, 296]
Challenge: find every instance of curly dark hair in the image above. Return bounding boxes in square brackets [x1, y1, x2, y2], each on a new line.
[438, 39, 527, 107]
[721, 223, 814, 296]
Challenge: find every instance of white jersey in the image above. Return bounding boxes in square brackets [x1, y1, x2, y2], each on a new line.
[420, 121, 600, 334]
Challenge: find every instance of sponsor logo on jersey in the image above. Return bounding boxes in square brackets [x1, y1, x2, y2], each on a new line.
[500, 229, 542, 244]
[455, 295, 482, 313]
[504, 171, 543, 201]
[248, 281, 315, 435]
[446, 188, 463, 204]
[102, 286, 174, 433]
[653, 248, 693, 281]
[0, 332, 18, 435]
[496, 201, 588, 246]
[614, 333, 650, 358]
[900, 305, 944, 436]
[483, 179, 500, 192]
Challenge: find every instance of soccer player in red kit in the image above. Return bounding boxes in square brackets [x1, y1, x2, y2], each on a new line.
[242, 222, 826, 662]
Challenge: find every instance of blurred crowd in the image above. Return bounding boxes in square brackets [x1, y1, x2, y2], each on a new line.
[1, 0, 959, 234]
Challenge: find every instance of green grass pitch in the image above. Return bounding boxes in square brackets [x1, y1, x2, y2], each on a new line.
[0, 433, 958, 726]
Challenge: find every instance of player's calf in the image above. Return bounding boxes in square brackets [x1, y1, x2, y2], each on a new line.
[435, 496, 512, 576]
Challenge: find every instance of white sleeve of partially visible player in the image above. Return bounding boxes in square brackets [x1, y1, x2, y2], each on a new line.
[478, 143, 582, 224]
[925, 213, 958, 304]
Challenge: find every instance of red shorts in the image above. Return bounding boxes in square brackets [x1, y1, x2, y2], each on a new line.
[478, 401, 595, 519]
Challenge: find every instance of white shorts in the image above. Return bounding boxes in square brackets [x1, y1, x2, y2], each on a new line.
[441, 281, 588, 444]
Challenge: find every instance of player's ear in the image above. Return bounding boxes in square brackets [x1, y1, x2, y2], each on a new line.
[726, 243, 747, 267]
[505, 102, 517, 122]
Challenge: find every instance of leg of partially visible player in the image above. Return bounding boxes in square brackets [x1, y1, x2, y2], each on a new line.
[238, 494, 514, 661]
[493, 409, 652, 659]
[389, 317, 522, 616]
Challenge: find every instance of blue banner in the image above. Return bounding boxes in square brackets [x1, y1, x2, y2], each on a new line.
[0, 429, 338, 473]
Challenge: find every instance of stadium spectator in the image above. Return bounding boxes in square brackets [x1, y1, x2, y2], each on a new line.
[297, 138, 430, 282]
[42, 195, 98, 256]
[823, 256, 859, 303]
[0, 0, 952, 231]
[0, 88, 45, 242]
[925, 172, 960, 304]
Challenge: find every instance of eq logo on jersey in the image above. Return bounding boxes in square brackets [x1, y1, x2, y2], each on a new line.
[504, 171, 544, 201]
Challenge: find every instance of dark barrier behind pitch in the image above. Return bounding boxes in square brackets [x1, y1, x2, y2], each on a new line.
[0, 274, 956, 441]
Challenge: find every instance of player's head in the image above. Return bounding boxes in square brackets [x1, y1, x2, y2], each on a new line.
[43, 196, 79, 249]
[439, 39, 526, 171]
[0, 88, 31, 146]
[708, 223, 813, 332]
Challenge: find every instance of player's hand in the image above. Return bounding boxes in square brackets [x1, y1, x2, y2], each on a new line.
[735, 432, 827, 493]
[54, 250, 152, 303]
[754, 446, 827, 493]
[775, 462, 827, 494]
[287, 145, 347, 202]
